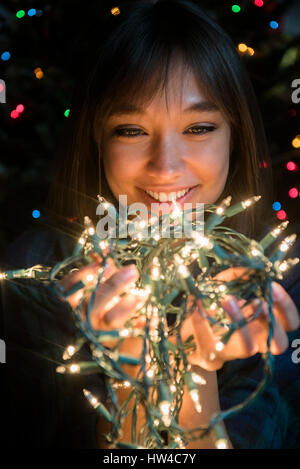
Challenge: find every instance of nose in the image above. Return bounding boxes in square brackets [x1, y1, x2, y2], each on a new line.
[146, 134, 185, 179]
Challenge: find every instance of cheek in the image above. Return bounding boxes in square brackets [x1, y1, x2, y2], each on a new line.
[193, 135, 230, 183]
[103, 146, 140, 187]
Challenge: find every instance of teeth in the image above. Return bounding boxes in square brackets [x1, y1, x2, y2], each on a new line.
[145, 188, 190, 202]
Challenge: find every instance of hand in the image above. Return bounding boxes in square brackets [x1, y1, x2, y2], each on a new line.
[58, 255, 147, 343]
[179, 267, 300, 371]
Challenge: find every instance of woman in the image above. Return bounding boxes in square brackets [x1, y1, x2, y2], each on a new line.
[1, 0, 300, 448]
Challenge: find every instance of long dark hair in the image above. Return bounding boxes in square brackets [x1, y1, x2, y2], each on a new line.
[47, 0, 273, 239]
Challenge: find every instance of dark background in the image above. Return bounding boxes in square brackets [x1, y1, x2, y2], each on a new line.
[0, 0, 299, 260]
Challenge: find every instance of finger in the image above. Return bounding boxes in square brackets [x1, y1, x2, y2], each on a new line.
[59, 259, 115, 308]
[213, 267, 250, 283]
[221, 296, 257, 358]
[92, 264, 140, 320]
[92, 294, 145, 330]
[189, 301, 225, 370]
[271, 282, 300, 331]
[246, 300, 289, 354]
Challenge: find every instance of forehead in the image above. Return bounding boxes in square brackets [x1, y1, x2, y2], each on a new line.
[108, 66, 219, 117]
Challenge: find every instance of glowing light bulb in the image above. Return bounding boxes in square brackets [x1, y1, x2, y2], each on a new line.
[216, 438, 228, 449]
[70, 364, 80, 373]
[178, 265, 189, 278]
[146, 369, 155, 378]
[119, 328, 130, 337]
[192, 373, 207, 385]
[216, 341, 225, 352]
[189, 390, 202, 413]
[63, 345, 76, 360]
[83, 389, 99, 408]
[160, 400, 171, 416]
[170, 384, 177, 393]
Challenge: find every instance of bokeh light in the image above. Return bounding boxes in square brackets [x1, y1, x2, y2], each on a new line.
[16, 10, 26, 19]
[10, 110, 19, 119]
[232, 5, 241, 13]
[270, 21, 279, 29]
[286, 161, 298, 172]
[32, 210, 41, 219]
[289, 187, 299, 199]
[16, 104, 24, 113]
[272, 202, 281, 211]
[277, 210, 287, 221]
[1, 51, 11, 61]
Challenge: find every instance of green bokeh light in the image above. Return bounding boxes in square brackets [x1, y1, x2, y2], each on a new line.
[232, 5, 241, 13]
[16, 10, 26, 18]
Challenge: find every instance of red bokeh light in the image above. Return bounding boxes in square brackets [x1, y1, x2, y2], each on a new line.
[286, 161, 298, 171]
[289, 187, 299, 199]
[277, 210, 287, 220]
[16, 104, 24, 113]
[10, 110, 19, 119]
[254, 0, 264, 7]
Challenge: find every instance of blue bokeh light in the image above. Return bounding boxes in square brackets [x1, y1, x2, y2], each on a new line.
[1, 51, 11, 61]
[272, 201, 281, 211]
[28, 9, 37, 16]
[270, 21, 279, 29]
[32, 209, 41, 219]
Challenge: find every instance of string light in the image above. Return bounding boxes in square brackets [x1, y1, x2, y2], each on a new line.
[279, 234, 297, 253]
[2, 195, 298, 449]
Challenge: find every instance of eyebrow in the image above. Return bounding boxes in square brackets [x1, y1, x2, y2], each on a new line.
[108, 101, 219, 117]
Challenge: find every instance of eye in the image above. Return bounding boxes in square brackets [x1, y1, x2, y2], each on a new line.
[113, 125, 216, 138]
[185, 125, 216, 135]
[113, 128, 145, 138]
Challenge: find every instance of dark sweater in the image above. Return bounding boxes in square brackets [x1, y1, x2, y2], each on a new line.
[1, 222, 300, 448]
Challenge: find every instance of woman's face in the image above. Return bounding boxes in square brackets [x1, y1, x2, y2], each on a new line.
[101, 66, 231, 213]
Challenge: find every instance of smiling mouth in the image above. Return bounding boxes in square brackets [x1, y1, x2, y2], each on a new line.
[138, 185, 199, 203]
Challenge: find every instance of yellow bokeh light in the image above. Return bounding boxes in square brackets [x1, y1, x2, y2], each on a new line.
[247, 47, 255, 56]
[292, 135, 300, 148]
[238, 43, 248, 53]
[111, 6, 121, 15]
